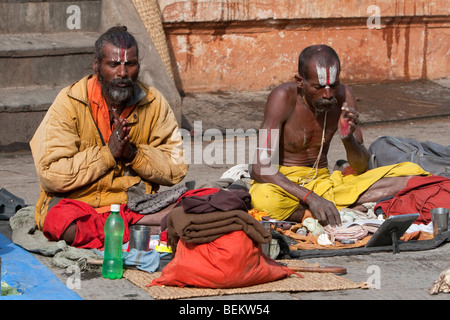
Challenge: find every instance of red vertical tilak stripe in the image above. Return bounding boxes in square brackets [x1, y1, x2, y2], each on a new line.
[326, 67, 330, 85]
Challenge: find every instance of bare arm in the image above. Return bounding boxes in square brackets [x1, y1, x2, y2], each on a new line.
[339, 85, 370, 174]
[251, 86, 297, 186]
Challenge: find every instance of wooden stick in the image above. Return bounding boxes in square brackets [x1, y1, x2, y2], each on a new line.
[288, 266, 347, 274]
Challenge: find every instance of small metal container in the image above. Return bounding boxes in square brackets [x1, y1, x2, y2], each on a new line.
[431, 208, 449, 236]
[129, 225, 151, 251]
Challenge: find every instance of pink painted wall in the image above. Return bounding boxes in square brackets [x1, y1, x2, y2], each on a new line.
[158, 0, 450, 92]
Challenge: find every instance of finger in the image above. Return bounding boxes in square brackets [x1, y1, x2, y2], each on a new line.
[316, 211, 329, 226]
[113, 129, 126, 143]
[119, 117, 127, 126]
[346, 119, 357, 129]
[341, 108, 352, 120]
[341, 104, 358, 116]
[330, 207, 342, 227]
[112, 118, 120, 128]
[336, 211, 342, 226]
[325, 207, 341, 227]
[342, 103, 357, 111]
[345, 113, 360, 127]
[325, 211, 337, 227]
[346, 110, 359, 117]
[121, 128, 130, 142]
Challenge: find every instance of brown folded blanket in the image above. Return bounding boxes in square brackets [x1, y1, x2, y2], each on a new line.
[167, 207, 271, 252]
[179, 188, 252, 213]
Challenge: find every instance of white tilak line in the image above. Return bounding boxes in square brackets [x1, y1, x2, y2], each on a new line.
[114, 48, 128, 64]
[316, 63, 337, 87]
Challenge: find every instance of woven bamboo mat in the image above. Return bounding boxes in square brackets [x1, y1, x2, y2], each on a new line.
[123, 260, 369, 300]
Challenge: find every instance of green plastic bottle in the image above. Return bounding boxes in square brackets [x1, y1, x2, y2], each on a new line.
[102, 204, 124, 279]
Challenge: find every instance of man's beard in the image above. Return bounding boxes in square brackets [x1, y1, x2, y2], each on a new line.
[100, 77, 137, 106]
[312, 97, 337, 112]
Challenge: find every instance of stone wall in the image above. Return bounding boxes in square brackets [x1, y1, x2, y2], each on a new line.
[158, 0, 450, 92]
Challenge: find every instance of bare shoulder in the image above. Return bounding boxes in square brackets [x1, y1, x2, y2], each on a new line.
[268, 82, 298, 100]
[341, 84, 358, 108]
[264, 82, 298, 119]
[341, 83, 355, 96]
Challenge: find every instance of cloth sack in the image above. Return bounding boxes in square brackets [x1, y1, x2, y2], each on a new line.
[369, 136, 450, 178]
[149, 231, 297, 289]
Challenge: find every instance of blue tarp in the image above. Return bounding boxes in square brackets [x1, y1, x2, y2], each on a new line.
[0, 233, 82, 300]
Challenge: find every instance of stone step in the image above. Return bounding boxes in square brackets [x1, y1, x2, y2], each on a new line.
[0, 85, 63, 149]
[0, 85, 62, 113]
[0, 31, 100, 88]
[0, 0, 102, 33]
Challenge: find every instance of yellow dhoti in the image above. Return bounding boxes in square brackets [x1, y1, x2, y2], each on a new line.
[249, 162, 430, 221]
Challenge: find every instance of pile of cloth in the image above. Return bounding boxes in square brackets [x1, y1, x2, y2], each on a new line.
[149, 187, 296, 289]
[166, 188, 271, 252]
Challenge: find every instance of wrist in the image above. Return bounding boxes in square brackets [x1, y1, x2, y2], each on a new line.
[125, 143, 137, 163]
[301, 190, 314, 204]
[341, 134, 355, 143]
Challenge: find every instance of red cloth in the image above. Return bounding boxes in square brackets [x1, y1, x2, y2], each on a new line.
[160, 230, 167, 242]
[375, 175, 450, 225]
[42, 199, 144, 249]
[176, 188, 220, 202]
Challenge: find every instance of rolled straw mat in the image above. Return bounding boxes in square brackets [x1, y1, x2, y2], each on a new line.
[132, 0, 174, 79]
[123, 260, 369, 300]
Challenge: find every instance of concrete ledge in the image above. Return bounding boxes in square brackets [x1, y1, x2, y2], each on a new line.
[0, 85, 60, 147]
[0, 32, 100, 58]
[0, 86, 62, 112]
[159, 0, 449, 22]
[0, 32, 100, 87]
[0, 111, 46, 147]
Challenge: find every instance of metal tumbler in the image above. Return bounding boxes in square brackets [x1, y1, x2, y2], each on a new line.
[129, 225, 151, 251]
[431, 208, 449, 236]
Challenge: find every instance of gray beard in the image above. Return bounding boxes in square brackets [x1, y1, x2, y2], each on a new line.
[108, 86, 133, 105]
[101, 77, 136, 106]
[313, 97, 337, 112]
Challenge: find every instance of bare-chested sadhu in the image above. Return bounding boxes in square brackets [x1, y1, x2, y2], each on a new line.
[249, 45, 429, 227]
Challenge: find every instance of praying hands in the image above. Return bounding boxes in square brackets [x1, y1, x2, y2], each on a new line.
[109, 117, 136, 162]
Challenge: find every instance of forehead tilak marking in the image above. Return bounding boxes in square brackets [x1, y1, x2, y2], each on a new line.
[112, 47, 128, 64]
[316, 63, 337, 87]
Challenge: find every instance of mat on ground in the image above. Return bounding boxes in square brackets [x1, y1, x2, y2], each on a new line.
[123, 259, 369, 300]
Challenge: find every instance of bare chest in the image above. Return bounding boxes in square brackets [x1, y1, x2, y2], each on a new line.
[282, 109, 339, 154]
